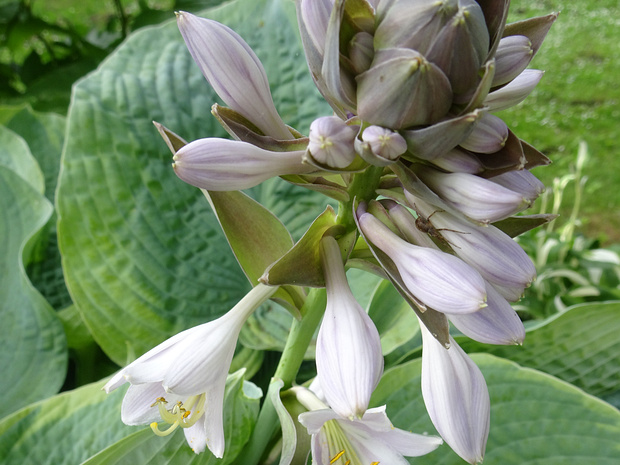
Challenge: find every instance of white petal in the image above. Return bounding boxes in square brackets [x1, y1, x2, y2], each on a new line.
[298, 408, 340, 434]
[184, 415, 208, 454]
[204, 382, 227, 458]
[484, 69, 544, 112]
[420, 323, 490, 464]
[376, 428, 443, 457]
[120, 383, 165, 425]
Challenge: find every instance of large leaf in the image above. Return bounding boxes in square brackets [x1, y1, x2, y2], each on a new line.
[458, 301, 620, 404]
[0, 380, 137, 464]
[80, 371, 261, 465]
[0, 124, 44, 194]
[56, 0, 330, 366]
[371, 354, 620, 464]
[5, 106, 71, 309]
[0, 166, 67, 418]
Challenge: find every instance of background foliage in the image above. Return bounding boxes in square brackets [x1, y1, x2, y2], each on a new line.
[0, 0, 619, 464]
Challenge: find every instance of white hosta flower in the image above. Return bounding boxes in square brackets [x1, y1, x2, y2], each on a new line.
[357, 211, 487, 314]
[103, 284, 277, 457]
[172, 138, 313, 191]
[316, 236, 383, 419]
[176, 11, 293, 140]
[420, 322, 490, 464]
[299, 405, 443, 465]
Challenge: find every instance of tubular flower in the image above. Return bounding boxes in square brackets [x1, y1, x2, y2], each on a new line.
[420, 322, 490, 464]
[357, 208, 487, 314]
[103, 284, 277, 457]
[299, 405, 443, 465]
[316, 236, 384, 419]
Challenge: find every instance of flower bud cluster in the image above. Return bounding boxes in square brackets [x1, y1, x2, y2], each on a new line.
[134, 2, 559, 464]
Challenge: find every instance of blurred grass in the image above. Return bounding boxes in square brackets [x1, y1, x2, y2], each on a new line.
[502, 0, 620, 242]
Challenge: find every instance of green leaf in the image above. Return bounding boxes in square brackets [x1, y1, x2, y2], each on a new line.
[5, 106, 71, 309]
[0, 166, 67, 419]
[0, 381, 138, 464]
[367, 279, 420, 356]
[458, 301, 620, 402]
[371, 354, 620, 464]
[0, 125, 44, 194]
[81, 371, 261, 465]
[57, 0, 330, 366]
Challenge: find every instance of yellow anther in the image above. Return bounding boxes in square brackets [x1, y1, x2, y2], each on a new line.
[150, 396, 167, 407]
[330, 450, 346, 464]
[182, 410, 191, 419]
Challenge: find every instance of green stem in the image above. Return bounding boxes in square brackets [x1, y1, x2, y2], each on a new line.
[235, 287, 327, 465]
[337, 165, 385, 226]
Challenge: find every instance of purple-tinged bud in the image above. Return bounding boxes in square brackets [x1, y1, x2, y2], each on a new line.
[489, 169, 545, 203]
[385, 201, 438, 249]
[306, 116, 357, 168]
[493, 35, 534, 87]
[414, 164, 530, 223]
[172, 138, 313, 191]
[449, 282, 525, 345]
[409, 199, 536, 301]
[176, 12, 293, 141]
[459, 113, 509, 154]
[349, 31, 375, 74]
[420, 322, 490, 464]
[317, 236, 384, 419]
[356, 125, 407, 165]
[424, 0, 490, 96]
[357, 211, 487, 314]
[430, 148, 484, 174]
[356, 48, 453, 129]
[484, 69, 544, 112]
[374, 0, 459, 52]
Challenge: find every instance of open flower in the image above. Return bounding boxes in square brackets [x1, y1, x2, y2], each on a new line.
[316, 236, 383, 419]
[299, 405, 443, 465]
[103, 284, 277, 457]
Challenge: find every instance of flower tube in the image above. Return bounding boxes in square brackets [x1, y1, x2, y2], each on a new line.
[104, 284, 278, 457]
[316, 236, 383, 419]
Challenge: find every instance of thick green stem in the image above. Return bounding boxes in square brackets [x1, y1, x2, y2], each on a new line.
[337, 165, 385, 227]
[234, 287, 327, 465]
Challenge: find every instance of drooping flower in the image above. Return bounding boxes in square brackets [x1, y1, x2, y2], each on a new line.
[299, 405, 443, 465]
[419, 322, 490, 464]
[356, 207, 487, 314]
[103, 284, 278, 457]
[315, 236, 383, 419]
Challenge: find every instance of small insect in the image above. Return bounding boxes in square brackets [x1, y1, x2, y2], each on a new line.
[413, 206, 468, 248]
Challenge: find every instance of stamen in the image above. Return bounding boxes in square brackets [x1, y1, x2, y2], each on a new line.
[330, 450, 346, 464]
[150, 420, 180, 437]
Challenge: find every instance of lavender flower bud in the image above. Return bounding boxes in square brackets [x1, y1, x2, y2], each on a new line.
[493, 35, 534, 87]
[176, 12, 293, 140]
[489, 169, 545, 202]
[357, 211, 487, 314]
[430, 148, 484, 174]
[459, 113, 509, 154]
[484, 69, 544, 112]
[357, 125, 407, 165]
[306, 116, 357, 168]
[414, 165, 530, 223]
[172, 138, 312, 191]
[348, 31, 375, 74]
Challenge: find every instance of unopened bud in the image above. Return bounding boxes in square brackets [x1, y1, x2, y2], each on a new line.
[459, 113, 509, 154]
[356, 126, 407, 166]
[493, 35, 534, 87]
[349, 31, 375, 74]
[356, 48, 452, 129]
[306, 116, 356, 168]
